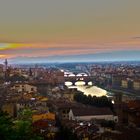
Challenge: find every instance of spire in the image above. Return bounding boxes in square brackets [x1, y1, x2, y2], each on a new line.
[4, 59, 8, 71]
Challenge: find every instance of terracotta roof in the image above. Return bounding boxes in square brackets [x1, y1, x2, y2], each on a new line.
[72, 107, 113, 116]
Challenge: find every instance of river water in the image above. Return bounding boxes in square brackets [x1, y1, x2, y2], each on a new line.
[65, 81, 107, 97]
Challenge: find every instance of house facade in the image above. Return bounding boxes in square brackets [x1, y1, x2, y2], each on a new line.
[69, 107, 118, 122]
[11, 83, 37, 93]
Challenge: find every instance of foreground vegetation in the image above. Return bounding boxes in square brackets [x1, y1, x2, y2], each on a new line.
[0, 110, 43, 140]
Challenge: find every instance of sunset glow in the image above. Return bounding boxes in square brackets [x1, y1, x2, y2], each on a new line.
[0, 0, 140, 62]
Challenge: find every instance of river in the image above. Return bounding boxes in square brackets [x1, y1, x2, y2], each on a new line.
[65, 81, 108, 97]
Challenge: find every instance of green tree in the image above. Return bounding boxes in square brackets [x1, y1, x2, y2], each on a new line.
[74, 92, 113, 109]
[0, 111, 13, 140]
[0, 110, 44, 140]
[13, 120, 43, 140]
[18, 108, 33, 121]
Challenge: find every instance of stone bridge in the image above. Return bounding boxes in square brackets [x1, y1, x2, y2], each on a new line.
[64, 74, 93, 86]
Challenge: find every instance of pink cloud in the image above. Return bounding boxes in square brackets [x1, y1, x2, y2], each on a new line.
[1, 39, 140, 58]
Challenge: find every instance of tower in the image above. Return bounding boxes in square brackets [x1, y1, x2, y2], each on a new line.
[114, 92, 123, 124]
[4, 59, 8, 71]
[29, 68, 32, 76]
[4, 59, 8, 81]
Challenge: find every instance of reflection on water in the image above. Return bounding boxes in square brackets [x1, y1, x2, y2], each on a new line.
[65, 81, 107, 97]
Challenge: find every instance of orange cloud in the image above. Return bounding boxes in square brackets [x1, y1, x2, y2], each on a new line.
[0, 55, 7, 58]
[0, 38, 140, 59]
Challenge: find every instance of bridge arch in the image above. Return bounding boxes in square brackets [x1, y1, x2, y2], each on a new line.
[64, 71, 92, 86]
[65, 81, 73, 86]
[76, 73, 88, 77]
[88, 81, 93, 85]
[75, 81, 86, 86]
[65, 81, 93, 86]
[64, 72, 76, 77]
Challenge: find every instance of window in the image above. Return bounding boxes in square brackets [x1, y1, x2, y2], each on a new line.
[31, 88, 34, 91]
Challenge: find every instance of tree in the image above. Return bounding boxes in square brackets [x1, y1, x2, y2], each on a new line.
[74, 92, 113, 109]
[13, 120, 43, 140]
[0, 110, 44, 140]
[0, 111, 13, 140]
[18, 108, 33, 121]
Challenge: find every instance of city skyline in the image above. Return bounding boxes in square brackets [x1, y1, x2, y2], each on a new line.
[0, 0, 140, 62]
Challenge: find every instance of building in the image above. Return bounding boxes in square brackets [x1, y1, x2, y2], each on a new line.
[61, 120, 100, 140]
[11, 83, 37, 93]
[100, 127, 140, 140]
[0, 64, 4, 83]
[62, 88, 77, 101]
[55, 71, 65, 84]
[133, 80, 140, 91]
[32, 112, 55, 122]
[121, 79, 128, 89]
[123, 100, 140, 127]
[69, 107, 118, 122]
[112, 75, 122, 88]
[2, 102, 17, 117]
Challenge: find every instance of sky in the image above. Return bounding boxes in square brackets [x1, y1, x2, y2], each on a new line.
[0, 0, 140, 62]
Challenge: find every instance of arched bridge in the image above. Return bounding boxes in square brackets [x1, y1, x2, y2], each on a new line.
[64, 72, 93, 86]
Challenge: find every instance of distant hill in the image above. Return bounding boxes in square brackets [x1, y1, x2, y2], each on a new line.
[8, 50, 140, 64]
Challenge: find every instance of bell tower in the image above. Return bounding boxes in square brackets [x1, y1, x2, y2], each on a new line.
[4, 59, 8, 81]
[4, 59, 8, 71]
